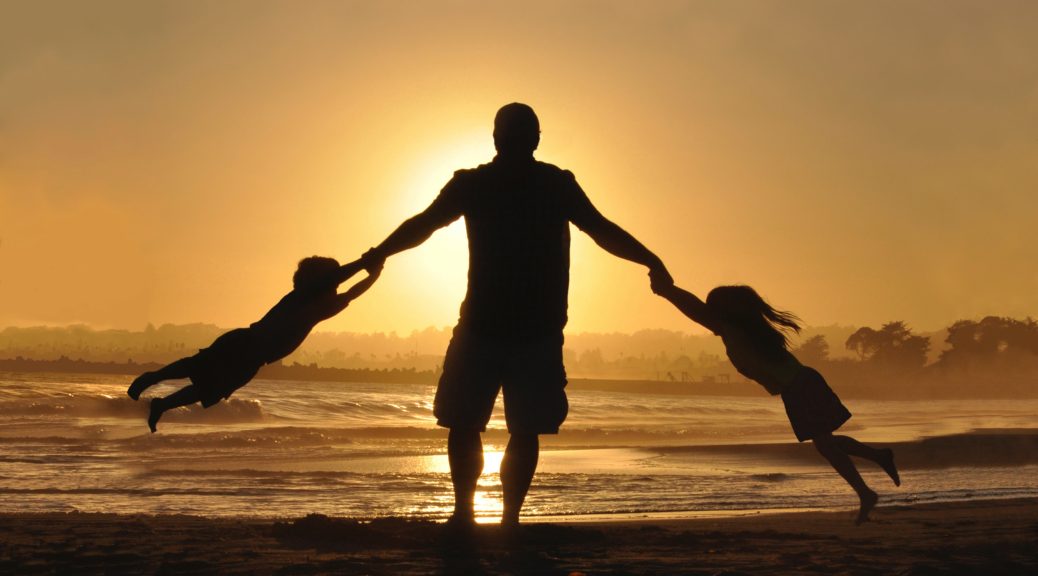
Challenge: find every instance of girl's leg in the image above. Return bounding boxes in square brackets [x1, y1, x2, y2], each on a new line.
[148, 385, 201, 433]
[128, 357, 196, 400]
[812, 432, 877, 525]
[834, 435, 900, 486]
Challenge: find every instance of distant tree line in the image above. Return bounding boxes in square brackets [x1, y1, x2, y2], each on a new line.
[3, 317, 1038, 398]
[790, 317, 1038, 398]
[792, 317, 1038, 371]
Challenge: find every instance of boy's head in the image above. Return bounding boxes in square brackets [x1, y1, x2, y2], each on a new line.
[294, 256, 340, 292]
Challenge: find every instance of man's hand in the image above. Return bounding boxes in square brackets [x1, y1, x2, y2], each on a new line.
[360, 247, 386, 274]
[367, 259, 384, 279]
[649, 262, 674, 296]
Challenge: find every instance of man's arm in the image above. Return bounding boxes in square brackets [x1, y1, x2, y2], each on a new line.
[362, 182, 465, 267]
[367, 210, 451, 260]
[574, 209, 673, 287]
[564, 173, 672, 287]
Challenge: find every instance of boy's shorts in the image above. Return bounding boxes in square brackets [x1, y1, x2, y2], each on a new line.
[433, 326, 568, 435]
[780, 366, 852, 442]
[190, 328, 263, 407]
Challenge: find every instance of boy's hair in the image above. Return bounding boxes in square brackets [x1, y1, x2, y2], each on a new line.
[293, 256, 340, 292]
[706, 285, 801, 351]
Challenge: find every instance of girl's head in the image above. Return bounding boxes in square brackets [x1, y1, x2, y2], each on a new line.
[293, 256, 340, 293]
[706, 285, 801, 350]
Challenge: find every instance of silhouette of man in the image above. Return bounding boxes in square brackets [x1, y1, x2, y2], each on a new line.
[362, 103, 670, 526]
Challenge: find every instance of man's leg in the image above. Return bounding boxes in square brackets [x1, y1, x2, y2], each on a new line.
[499, 332, 565, 527]
[447, 428, 484, 523]
[500, 433, 539, 526]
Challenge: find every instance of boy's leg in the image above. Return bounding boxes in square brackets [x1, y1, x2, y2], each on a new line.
[148, 385, 201, 433]
[129, 357, 196, 400]
[834, 435, 900, 486]
[500, 433, 539, 527]
[813, 432, 877, 525]
[447, 428, 483, 525]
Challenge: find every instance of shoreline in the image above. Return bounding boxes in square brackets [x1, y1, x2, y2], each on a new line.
[6, 364, 1038, 401]
[2, 497, 1035, 574]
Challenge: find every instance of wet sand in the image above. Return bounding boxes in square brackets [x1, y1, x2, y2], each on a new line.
[1, 498, 1035, 575]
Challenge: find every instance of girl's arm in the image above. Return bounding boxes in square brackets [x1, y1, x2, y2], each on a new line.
[657, 284, 722, 334]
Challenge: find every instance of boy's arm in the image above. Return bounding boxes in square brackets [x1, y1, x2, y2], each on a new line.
[332, 259, 366, 286]
[329, 265, 383, 313]
[656, 284, 721, 334]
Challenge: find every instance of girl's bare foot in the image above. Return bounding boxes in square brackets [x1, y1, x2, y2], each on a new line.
[856, 489, 878, 525]
[148, 399, 163, 433]
[879, 448, 900, 486]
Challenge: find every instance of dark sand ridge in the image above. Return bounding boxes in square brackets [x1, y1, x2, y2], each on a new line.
[1, 497, 1035, 575]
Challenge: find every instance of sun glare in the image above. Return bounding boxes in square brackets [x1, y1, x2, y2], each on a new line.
[384, 131, 496, 320]
[397, 130, 493, 216]
[423, 449, 505, 476]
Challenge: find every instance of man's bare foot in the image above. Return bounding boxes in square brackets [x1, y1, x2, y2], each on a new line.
[440, 512, 477, 545]
[128, 373, 158, 400]
[879, 448, 900, 486]
[501, 509, 520, 529]
[856, 489, 878, 525]
[445, 512, 476, 528]
[148, 399, 163, 433]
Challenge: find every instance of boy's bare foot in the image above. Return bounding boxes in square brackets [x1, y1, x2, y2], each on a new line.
[856, 489, 878, 525]
[879, 448, 900, 486]
[128, 373, 157, 400]
[148, 399, 163, 433]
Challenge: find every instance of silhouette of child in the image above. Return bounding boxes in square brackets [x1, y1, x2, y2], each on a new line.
[654, 282, 899, 524]
[128, 256, 382, 432]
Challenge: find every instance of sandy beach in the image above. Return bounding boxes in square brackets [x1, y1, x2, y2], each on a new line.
[1, 497, 1035, 575]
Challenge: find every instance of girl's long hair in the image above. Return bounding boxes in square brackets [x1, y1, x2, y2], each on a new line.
[706, 285, 801, 352]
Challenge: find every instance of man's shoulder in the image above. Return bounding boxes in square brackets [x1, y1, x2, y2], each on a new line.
[450, 159, 579, 193]
[533, 160, 576, 180]
[454, 161, 495, 177]
[445, 163, 493, 190]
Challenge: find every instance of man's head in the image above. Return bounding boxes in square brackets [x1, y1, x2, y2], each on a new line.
[493, 103, 540, 157]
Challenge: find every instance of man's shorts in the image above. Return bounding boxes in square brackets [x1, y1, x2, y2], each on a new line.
[433, 326, 568, 435]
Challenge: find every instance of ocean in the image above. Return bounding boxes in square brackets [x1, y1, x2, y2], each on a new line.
[1, 372, 1035, 522]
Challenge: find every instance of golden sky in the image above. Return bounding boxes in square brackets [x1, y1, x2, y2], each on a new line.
[2, 0, 1036, 335]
